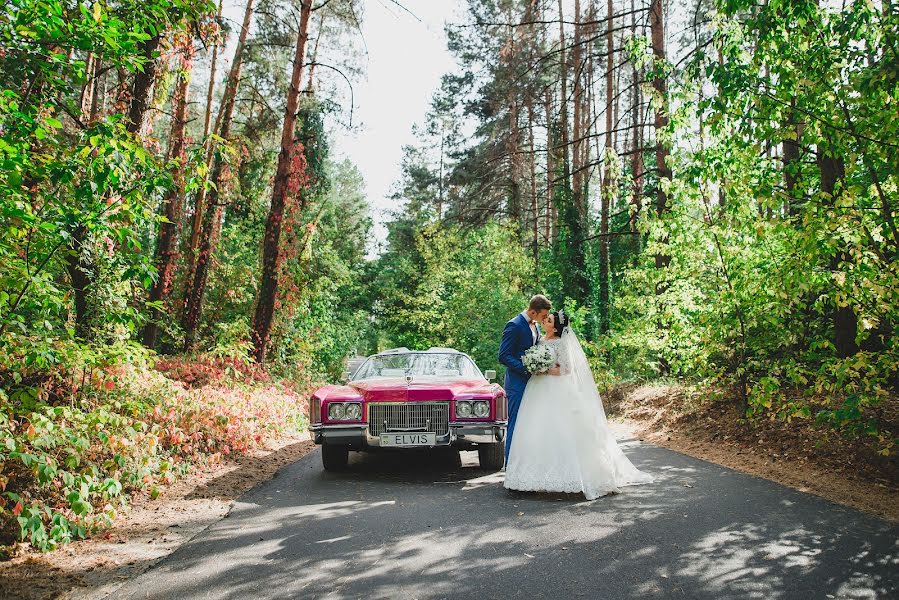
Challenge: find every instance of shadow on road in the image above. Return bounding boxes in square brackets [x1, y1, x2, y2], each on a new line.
[115, 444, 899, 600]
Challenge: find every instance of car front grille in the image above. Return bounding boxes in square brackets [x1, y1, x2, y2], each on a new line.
[367, 402, 450, 437]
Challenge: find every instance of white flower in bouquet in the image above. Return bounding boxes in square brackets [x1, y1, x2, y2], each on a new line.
[523, 344, 556, 375]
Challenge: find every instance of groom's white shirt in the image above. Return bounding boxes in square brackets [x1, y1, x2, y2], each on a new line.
[520, 311, 537, 344]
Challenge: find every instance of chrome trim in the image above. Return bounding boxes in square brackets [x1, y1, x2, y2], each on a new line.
[450, 423, 506, 444]
[310, 423, 367, 432]
[367, 402, 450, 436]
[366, 402, 450, 447]
[311, 420, 506, 448]
[311, 423, 367, 447]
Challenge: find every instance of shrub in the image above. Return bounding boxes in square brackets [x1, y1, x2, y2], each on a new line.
[0, 344, 314, 551]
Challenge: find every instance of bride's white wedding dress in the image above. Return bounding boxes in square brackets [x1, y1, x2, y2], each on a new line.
[504, 329, 652, 500]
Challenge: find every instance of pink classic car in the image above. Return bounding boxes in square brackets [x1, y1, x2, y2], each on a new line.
[309, 348, 507, 471]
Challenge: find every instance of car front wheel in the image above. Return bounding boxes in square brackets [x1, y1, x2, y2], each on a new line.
[477, 442, 505, 471]
[321, 444, 349, 471]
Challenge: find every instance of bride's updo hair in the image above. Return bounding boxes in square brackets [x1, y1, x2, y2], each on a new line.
[550, 310, 569, 335]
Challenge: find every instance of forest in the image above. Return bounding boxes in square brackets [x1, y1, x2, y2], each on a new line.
[1, 0, 896, 551]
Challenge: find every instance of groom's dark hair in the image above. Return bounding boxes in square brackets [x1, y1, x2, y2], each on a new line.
[528, 294, 552, 312]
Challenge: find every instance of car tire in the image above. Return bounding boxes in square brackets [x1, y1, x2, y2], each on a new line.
[321, 444, 349, 471]
[478, 442, 505, 471]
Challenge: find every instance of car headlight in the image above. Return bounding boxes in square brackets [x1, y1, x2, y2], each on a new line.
[473, 401, 490, 418]
[456, 401, 472, 418]
[344, 402, 362, 420]
[328, 403, 346, 420]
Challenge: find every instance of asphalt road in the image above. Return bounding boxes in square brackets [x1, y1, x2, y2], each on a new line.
[115, 437, 898, 600]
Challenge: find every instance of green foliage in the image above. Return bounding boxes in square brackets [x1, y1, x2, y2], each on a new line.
[376, 0, 896, 450]
[0, 0, 214, 348]
[374, 221, 532, 375]
[0, 342, 313, 551]
[610, 0, 897, 446]
[0, 0, 360, 552]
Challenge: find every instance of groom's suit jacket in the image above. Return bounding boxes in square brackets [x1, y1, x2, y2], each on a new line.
[499, 313, 536, 459]
[499, 313, 536, 394]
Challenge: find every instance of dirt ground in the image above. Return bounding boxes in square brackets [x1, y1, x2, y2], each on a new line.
[0, 434, 315, 600]
[605, 383, 899, 523]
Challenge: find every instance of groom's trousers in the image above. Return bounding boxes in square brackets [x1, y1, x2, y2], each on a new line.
[504, 382, 526, 461]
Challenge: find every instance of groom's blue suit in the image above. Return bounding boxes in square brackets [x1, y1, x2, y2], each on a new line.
[498, 313, 536, 460]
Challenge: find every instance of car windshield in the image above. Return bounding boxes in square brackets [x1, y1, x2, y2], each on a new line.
[352, 353, 482, 380]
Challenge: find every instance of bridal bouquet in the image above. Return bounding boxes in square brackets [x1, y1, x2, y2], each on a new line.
[523, 344, 556, 375]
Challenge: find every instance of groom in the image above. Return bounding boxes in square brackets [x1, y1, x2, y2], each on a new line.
[499, 294, 552, 462]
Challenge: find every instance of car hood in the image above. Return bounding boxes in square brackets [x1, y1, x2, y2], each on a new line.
[314, 378, 502, 403]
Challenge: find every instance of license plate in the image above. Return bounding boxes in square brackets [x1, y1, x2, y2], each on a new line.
[380, 433, 437, 446]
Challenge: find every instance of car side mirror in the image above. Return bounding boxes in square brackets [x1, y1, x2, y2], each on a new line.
[340, 370, 351, 383]
[484, 369, 496, 382]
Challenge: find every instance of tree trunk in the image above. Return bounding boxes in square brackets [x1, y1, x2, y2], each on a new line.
[557, 0, 571, 195]
[185, 0, 254, 291]
[306, 12, 326, 93]
[716, 45, 726, 209]
[783, 99, 803, 215]
[438, 121, 445, 219]
[66, 50, 108, 338]
[79, 53, 96, 120]
[599, 0, 614, 334]
[65, 226, 94, 340]
[88, 57, 103, 122]
[629, 0, 643, 239]
[127, 34, 163, 134]
[202, 0, 224, 140]
[650, 0, 671, 374]
[528, 95, 539, 278]
[143, 39, 195, 350]
[582, 6, 595, 213]
[818, 150, 858, 358]
[251, 0, 314, 364]
[650, 0, 670, 269]
[582, 1, 596, 204]
[544, 87, 555, 244]
[182, 0, 256, 351]
[527, 0, 541, 266]
[571, 0, 583, 218]
[505, 8, 523, 235]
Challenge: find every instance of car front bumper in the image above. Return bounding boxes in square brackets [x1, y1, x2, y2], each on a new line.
[310, 422, 506, 449]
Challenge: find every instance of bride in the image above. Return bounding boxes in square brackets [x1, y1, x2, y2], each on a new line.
[504, 310, 652, 500]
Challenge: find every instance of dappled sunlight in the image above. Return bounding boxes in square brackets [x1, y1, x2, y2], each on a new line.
[314, 535, 353, 544]
[113, 445, 897, 600]
[676, 526, 819, 595]
[458, 471, 505, 491]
